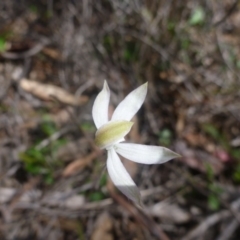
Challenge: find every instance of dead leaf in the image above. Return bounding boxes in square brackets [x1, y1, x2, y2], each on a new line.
[91, 212, 113, 240]
[0, 187, 85, 209]
[42, 47, 61, 59]
[183, 130, 213, 150]
[42, 192, 85, 209]
[40, 216, 82, 232]
[20, 78, 88, 106]
[62, 151, 98, 177]
[128, 221, 145, 240]
[176, 111, 185, 134]
[50, 107, 73, 126]
[148, 201, 191, 224]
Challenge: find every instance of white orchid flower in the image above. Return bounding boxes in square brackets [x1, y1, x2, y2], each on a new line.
[92, 81, 180, 206]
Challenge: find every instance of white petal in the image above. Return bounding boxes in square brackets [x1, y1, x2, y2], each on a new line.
[115, 143, 181, 164]
[111, 82, 148, 121]
[92, 80, 110, 129]
[107, 148, 142, 206]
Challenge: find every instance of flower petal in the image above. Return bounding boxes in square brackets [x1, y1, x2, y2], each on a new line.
[92, 80, 110, 129]
[115, 143, 181, 164]
[111, 82, 148, 121]
[107, 148, 142, 206]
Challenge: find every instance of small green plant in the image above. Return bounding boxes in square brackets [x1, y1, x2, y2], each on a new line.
[103, 35, 114, 54]
[88, 191, 105, 202]
[202, 123, 240, 183]
[202, 123, 229, 150]
[99, 172, 107, 187]
[158, 128, 172, 146]
[236, 60, 240, 69]
[29, 4, 38, 13]
[81, 122, 95, 133]
[40, 120, 58, 136]
[0, 30, 13, 52]
[232, 164, 240, 183]
[205, 164, 222, 211]
[167, 21, 176, 34]
[123, 41, 139, 63]
[0, 37, 6, 52]
[19, 120, 67, 184]
[208, 193, 220, 211]
[181, 38, 190, 50]
[20, 140, 65, 184]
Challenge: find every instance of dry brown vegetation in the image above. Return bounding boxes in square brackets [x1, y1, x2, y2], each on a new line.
[1, 0, 240, 239]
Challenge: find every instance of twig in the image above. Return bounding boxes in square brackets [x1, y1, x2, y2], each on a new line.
[213, 0, 239, 27]
[1, 39, 50, 59]
[109, 191, 170, 240]
[14, 198, 113, 217]
[216, 219, 239, 240]
[183, 198, 240, 240]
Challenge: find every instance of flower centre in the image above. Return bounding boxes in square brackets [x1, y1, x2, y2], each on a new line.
[95, 120, 133, 149]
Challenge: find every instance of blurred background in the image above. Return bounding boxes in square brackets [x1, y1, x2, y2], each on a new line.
[0, 0, 240, 239]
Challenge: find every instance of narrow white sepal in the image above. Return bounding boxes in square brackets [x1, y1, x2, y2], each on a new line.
[115, 143, 181, 164]
[111, 82, 148, 121]
[107, 148, 142, 205]
[92, 80, 110, 129]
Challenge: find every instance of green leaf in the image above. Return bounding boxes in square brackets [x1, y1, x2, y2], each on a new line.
[189, 7, 205, 26]
[236, 60, 240, 69]
[208, 194, 220, 211]
[205, 163, 214, 181]
[89, 192, 105, 202]
[202, 123, 219, 139]
[81, 122, 95, 132]
[40, 121, 57, 136]
[233, 164, 240, 182]
[158, 128, 172, 146]
[123, 41, 139, 62]
[29, 5, 38, 13]
[0, 37, 6, 52]
[99, 173, 107, 187]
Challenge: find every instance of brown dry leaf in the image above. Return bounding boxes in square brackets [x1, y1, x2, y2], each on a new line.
[20, 78, 88, 106]
[176, 111, 185, 134]
[42, 47, 61, 59]
[183, 130, 215, 152]
[148, 201, 191, 224]
[50, 107, 73, 126]
[91, 212, 113, 240]
[19, 107, 74, 132]
[42, 192, 85, 209]
[40, 216, 82, 232]
[128, 221, 145, 240]
[62, 151, 98, 177]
